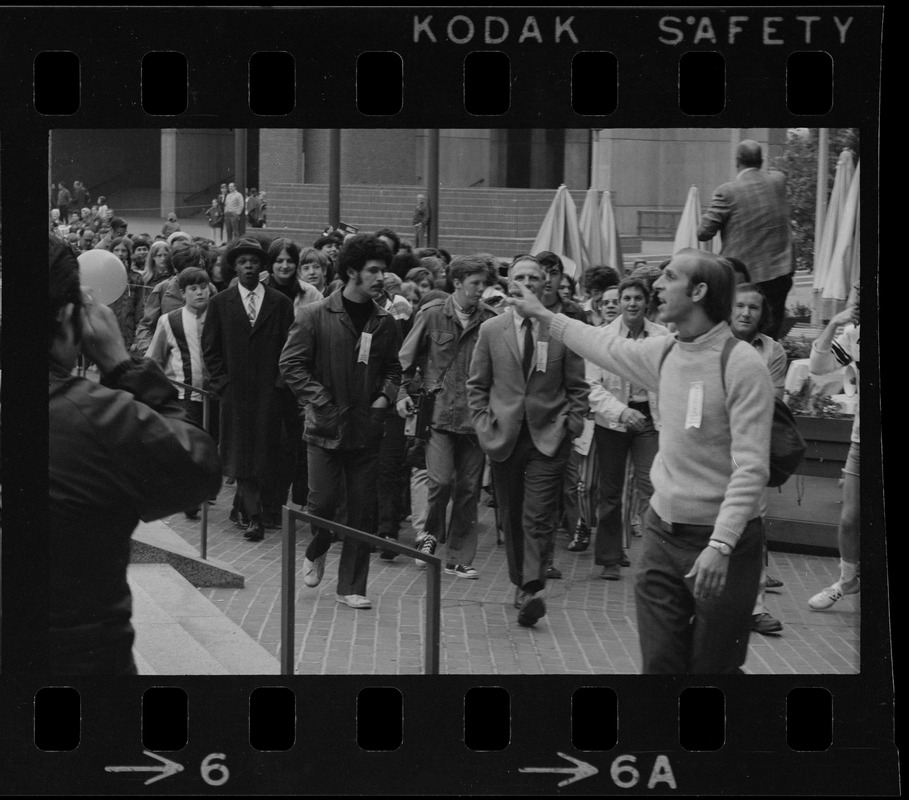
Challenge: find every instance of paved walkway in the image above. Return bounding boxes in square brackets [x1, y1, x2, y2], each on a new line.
[162, 483, 859, 675]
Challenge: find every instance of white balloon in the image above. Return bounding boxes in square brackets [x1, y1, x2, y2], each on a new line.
[77, 249, 127, 305]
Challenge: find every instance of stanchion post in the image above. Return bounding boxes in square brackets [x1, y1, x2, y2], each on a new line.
[199, 393, 212, 560]
[425, 563, 441, 675]
[280, 505, 297, 676]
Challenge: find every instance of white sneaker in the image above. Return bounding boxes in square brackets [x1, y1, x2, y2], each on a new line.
[337, 594, 372, 609]
[808, 577, 860, 610]
[302, 553, 326, 587]
[414, 533, 437, 568]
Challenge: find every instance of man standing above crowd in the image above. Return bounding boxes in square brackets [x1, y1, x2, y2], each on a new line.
[203, 238, 295, 542]
[509, 249, 773, 673]
[397, 255, 497, 578]
[223, 182, 244, 241]
[467, 255, 588, 627]
[280, 234, 402, 610]
[697, 139, 794, 339]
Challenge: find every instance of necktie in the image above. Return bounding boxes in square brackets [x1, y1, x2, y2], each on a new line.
[522, 318, 534, 378]
[246, 292, 256, 324]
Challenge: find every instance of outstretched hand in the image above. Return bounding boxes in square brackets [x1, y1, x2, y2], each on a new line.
[503, 282, 553, 322]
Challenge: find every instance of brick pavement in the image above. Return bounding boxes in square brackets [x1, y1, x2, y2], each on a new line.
[163, 483, 859, 675]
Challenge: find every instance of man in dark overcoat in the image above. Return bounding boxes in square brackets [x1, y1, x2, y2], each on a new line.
[203, 237, 295, 541]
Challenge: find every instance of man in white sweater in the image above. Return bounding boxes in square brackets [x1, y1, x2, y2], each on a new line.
[508, 249, 774, 674]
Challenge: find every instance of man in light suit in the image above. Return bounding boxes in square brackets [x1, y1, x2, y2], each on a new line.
[467, 255, 589, 627]
[697, 139, 794, 339]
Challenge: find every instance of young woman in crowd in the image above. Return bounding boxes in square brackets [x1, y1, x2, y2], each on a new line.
[262, 238, 323, 313]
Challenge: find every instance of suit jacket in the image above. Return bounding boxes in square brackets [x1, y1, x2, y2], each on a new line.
[697, 167, 793, 283]
[202, 284, 294, 478]
[467, 309, 588, 462]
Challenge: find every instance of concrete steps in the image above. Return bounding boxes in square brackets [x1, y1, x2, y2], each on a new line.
[128, 563, 279, 675]
[130, 520, 244, 588]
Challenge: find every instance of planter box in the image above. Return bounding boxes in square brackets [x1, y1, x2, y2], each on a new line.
[764, 415, 852, 554]
[795, 415, 853, 479]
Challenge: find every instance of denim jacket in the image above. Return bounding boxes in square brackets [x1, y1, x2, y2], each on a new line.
[397, 295, 496, 434]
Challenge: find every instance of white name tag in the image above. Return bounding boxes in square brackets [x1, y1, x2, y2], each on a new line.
[685, 381, 704, 429]
[536, 341, 549, 373]
[357, 332, 373, 364]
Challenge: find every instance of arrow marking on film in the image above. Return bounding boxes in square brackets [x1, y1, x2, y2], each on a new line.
[520, 752, 598, 787]
[104, 750, 184, 785]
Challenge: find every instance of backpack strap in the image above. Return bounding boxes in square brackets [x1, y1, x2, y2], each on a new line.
[657, 338, 676, 374]
[719, 336, 744, 394]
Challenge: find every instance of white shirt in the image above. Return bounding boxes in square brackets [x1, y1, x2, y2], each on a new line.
[238, 282, 265, 324]
[512, 312, 540, 359]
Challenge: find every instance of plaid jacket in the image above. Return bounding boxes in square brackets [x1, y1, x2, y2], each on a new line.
[697, 168, 793, 283]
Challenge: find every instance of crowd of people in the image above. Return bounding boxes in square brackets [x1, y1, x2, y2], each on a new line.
[48, 141, 862, 675]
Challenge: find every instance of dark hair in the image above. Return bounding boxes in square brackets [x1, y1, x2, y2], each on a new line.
[171, 240, 207, 274]
[267, 237, 301, 270]
[734, 281, 772, 332]
[337, 233, 393, 281]
[584, 265, 621, 294]
[405, 266, 434, 286]
[110, 216, 127, 230]
[176, 267, 211, 290]
[437, 248, 452, 265]
[374, 227, 400, 254]
[724, 257, 751, 284]
[535, 250, 564, 273]
[110, 236, 133, 256]
[448, 255, 491, 286]
[560, 272, 578, 299]
[617, 276, 651, 301]
[390, 251, 422, 279]
[49, 236, 83, 350]
[131, 234, 152, 251]
[677, 249, 736, 325]
[313, 235, 337, 250]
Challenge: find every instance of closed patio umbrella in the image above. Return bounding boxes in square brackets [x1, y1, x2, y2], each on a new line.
[813, 149, 856, 319]
[600, 190, 625, 271]
[531, 184, 588, 279]
[674, 186, 705, 254]
[579, 187, 606, 268]
[822, 160, 860, 304]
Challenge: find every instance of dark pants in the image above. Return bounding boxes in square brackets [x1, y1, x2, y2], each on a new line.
[376, 412, 407, 540]
[425, 429, 485, 564]
[264, 388, 306, 517]
[306, 444, 380, 596]
[758, 272, 794, 340]
[635, 507, 764, 674]
[593, 421, 658, 566]
[224, 212, 240, 241]
[490, 426, 570, 594]
[237, 478, 263, 521]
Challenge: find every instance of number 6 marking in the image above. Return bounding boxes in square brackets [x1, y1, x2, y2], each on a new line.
[200, 753, 229, 786]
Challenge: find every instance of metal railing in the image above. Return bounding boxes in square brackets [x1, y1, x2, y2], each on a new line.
[280, 508, 442, 676]
[167, 378, 218, 560]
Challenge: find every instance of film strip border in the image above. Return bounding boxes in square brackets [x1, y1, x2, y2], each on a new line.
[0, 7, 883, 127]
[2, 676, 900, 794]
[0, 5, 893, 796]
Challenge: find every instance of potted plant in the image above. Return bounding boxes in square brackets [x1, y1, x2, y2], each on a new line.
[784, 380, 852, 478]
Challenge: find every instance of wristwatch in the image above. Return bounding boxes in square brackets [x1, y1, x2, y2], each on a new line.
[707, 540, 732, 556]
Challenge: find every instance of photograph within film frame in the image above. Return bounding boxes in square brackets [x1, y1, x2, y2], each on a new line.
[0, 5, 894, 796]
